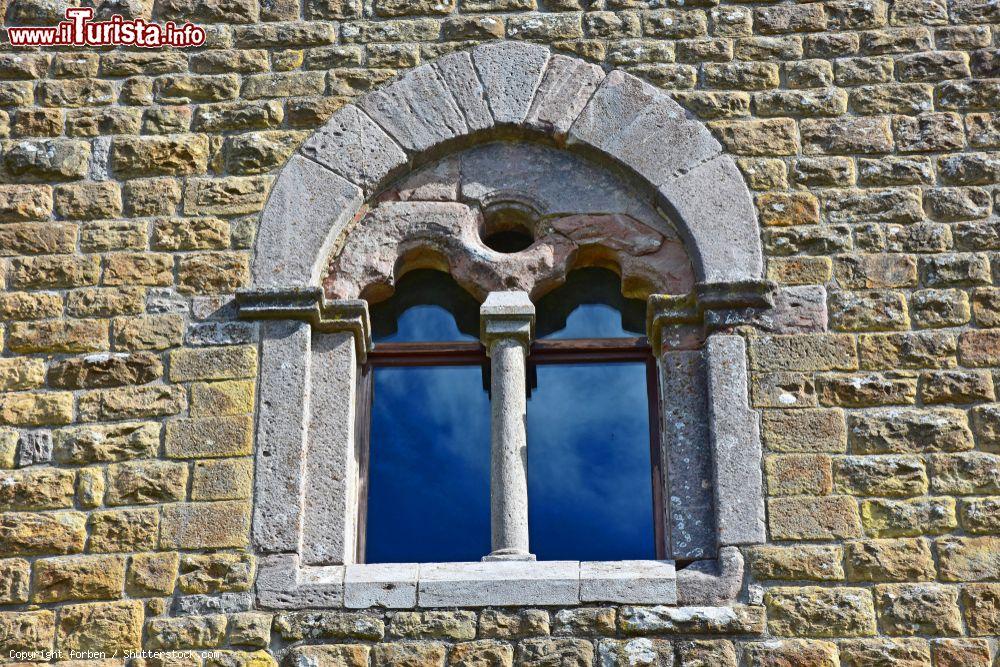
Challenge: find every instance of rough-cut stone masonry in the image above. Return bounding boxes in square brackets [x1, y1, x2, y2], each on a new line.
[0, 0, 999, 662]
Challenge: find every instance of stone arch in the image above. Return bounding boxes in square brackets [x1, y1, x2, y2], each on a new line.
[249, 41, 764, 293]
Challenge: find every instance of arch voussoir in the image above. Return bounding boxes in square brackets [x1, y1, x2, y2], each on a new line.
[250, 43, 766, 293]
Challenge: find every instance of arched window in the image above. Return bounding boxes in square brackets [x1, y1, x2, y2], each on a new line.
[244, 45, 775, 610]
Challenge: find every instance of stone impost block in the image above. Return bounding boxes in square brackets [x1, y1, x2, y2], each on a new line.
[579, 561, 677, 605]
[417, 561, 579, 608]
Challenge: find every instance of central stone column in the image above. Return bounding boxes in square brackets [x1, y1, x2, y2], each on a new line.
[480, 291, 535, 562]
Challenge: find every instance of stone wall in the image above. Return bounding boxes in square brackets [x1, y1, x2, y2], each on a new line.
[0, 0, 999, 664]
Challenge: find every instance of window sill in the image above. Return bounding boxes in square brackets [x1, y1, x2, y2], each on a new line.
[257, 555, 676, 609]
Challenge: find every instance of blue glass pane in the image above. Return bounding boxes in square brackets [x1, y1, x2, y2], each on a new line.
[535, 268, 645, 339]
[366, 366, 491, 563]
[527, 362, 655, 561]
[371, 270, 480, 343]
[376, 304, 478, 343]
[542, 303, 637, 340]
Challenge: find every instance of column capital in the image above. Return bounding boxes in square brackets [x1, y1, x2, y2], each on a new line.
[480, 291, 535, 353]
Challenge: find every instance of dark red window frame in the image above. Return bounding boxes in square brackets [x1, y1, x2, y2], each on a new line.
[358, 336, 667, 561]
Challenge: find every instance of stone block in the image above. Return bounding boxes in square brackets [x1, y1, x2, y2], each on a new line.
[252, 156, 361, 288]
[749, 545, 845, 582]
[846, 538, 936, 582]
[937, 537, 1000, 582]
[191, 458, 253, 500]
[146, 614, 227, 650]
[127, 552, 178, 597]
[766, 587, 877, 637]
[169, 345, 257, 381]
[160, 501, 251, 549]
[47, 352, 162, 389]
[0, 610, 55, 653]
[579, 561, 676, 605]
[165, 415, 253, 459]
[861, 497, 957, 537]
[706, 336, 765, 545]
[768, 496, 863, 540]
[287, 645, 370, 666]
[359, 64, 470, 153]
[849, 408, 973, 453]
[345, 563, 418, 609]
[620, 605, 765, 635]
[87, 508, 159, 553]
[32, 554, 126, 603]
[389, 611, 476, 640]
[57, 600, 143, 653]
[838, 638, 931, 667]
[471, 41, 549, 125]
[301, 105, 407, 195]
[418, 561, 579, 607]
[524, 54, 604, 139]
[373, 642, 446, 667]
[420, 57, 484, 141]
[0, 558, 30, 604]
[874, 583, 962, 635]
[762, 408, 846, 452]
[53, 421, 159, 464]
[105, 461, 188, 505]
[743, 639, 838, 667]
[0, 468, 74, 511]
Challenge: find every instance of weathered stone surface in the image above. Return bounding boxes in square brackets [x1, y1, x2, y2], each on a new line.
[160, 501, 251, 550]
[766, 587, 876, 637]
[838, 638, 931, 667]
[32, 555, 126, 603]
[57, 600, 143, 653]
[749, 545, 845, 582]
[286, 644, 370, 666]
[127, 552, 178, 597]
[0, 468, 74, 511]
[0, 511, 86, 556]
[846, 539, 936, 582]
[848, 408, 973, 453]
[620, 605, 765, 635]
[769, 496, 863, 540]
[147, 614, 227, 650]
[53, 421, 159, 464]
[472, 41, 549, 125]
[861, 497, 957, 537]
[874, 583, 962, 636]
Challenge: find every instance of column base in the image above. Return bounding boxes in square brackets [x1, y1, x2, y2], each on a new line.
[482, 549, 536, 562]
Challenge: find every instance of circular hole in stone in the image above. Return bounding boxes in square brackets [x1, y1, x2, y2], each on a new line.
[480, 205, 536, 254]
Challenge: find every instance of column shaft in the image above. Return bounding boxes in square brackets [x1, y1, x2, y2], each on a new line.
[489, 338, 531, 557]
